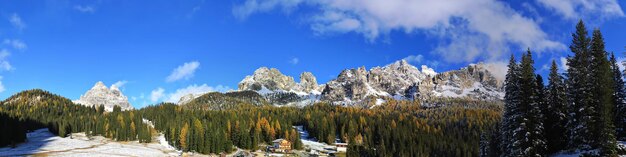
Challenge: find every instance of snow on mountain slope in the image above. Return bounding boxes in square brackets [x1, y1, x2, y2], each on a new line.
[234, 59, 504, 107]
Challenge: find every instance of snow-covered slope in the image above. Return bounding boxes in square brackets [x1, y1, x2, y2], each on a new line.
[74, 81, 134, 112]
[0, 128, 180, 157]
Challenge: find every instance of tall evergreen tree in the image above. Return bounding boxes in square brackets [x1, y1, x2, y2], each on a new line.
[566, 20, 594, 150]
[589, 28, 617, 156]
[614, 52, 626, 140]
[518, 50, 546, 156]
[545, 60, 568, 153]
[501, 54, 521, 156]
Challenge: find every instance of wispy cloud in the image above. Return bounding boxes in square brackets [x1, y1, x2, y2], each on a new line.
[74, 5, 96, 13]
[289, 57, 299, 65]
[535, 0, 624, 20]
[186, 0, 206, 18]
[166, 61, 200, 82]
[0, 76, 5, 93]
[150, 87, 165, 102]
[111, 80, 128, 89]
[0, 49, 13, 71]
[403, 55, 424, 64]
[233, 0, 566, 63]
[9, 13, 25, 30]
[3, 39, 27, 51]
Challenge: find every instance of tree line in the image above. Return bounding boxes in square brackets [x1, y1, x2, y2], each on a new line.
[482, 20, 626, 156]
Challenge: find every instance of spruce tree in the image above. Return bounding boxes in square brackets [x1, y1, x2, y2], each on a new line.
[566, 20, 594, 150]
[589, 28, 617, 156]
[501, 54, 521, 156]
[519, 50, 546, 156]
[545, 60, 568, 153]
[614, 52, 626, 140]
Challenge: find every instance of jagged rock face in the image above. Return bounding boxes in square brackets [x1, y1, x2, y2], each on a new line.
[321, 60, 504, 102]
[421, 63, 504, 100]
[74, 81, 133, 111]
[239, 67, 297, 91]
[177, 93, 199, 105]
[322, 60, 427, 101]
[299, 72, 318, 93]
[238, 67, 320, 94]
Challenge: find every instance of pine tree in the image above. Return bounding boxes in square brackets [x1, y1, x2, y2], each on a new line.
[589, 28, 617, 156]
[613, 52, 626, 140]
[566, 20, 594, 150]
[545, 60, 568, 153]
[501, 54, 520, 156]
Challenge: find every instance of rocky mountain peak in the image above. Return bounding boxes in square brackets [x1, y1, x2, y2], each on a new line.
[74, 81, 134, 112]
[238, 67, 320, 94]
[92, 81, 108, 90]
[299, 72, 318, 93]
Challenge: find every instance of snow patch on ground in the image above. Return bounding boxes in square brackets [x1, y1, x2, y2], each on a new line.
[0, 128, 181, 157]
[294, 126, 337, 154]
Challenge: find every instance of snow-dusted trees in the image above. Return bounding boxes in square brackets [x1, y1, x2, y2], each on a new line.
[498, 50, 547, 157]
[589, 28, 618, 156]
[497, 20, 624, 156]
[566, 20, 595, 150]
[516, 50, 546, 156]
[500, 54, 521, 156]
[545, 60, 568, 153]
[613, 52, 626, 140]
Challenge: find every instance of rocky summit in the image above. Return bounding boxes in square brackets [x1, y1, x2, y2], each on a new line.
[74, 81, 134, 111]
[238, 60, 504, 106]
[238, 67, 321, 95]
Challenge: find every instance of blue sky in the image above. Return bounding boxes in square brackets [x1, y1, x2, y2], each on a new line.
[0, 0, 624, 108]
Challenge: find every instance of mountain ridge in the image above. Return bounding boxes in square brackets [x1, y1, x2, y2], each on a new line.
[236, 59, 504, 106]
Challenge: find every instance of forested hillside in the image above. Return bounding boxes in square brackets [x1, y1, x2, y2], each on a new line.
[139, 97, 501, 156]
[0, 89, 152, 147]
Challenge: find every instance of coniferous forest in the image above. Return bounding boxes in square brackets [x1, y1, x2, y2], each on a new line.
[482, 20, 626, 156]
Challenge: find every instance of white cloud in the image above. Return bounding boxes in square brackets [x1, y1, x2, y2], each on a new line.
[74, 5, 96, 13]
[289, 57, 299, 65]
[403, 54, 423, 64]
[164, 84, 232, 103]
[166, 61, 200, 82]
[617, 57, 625, 72]
[9, 13, 25, 30]
[0, 49, 13, 71]
[111, 80, 128, 89]
[560, 57, 569, 71]
[3, 39, 27, 51]
[0, 76, 5, 93]
[536, 0, 624, 20]
[150, 87, 165, 102]
[483, 61, 509, 82]
[233, 0, 565, 63]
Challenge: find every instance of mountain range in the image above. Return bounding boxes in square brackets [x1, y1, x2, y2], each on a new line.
[193, 59, 504, 108]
